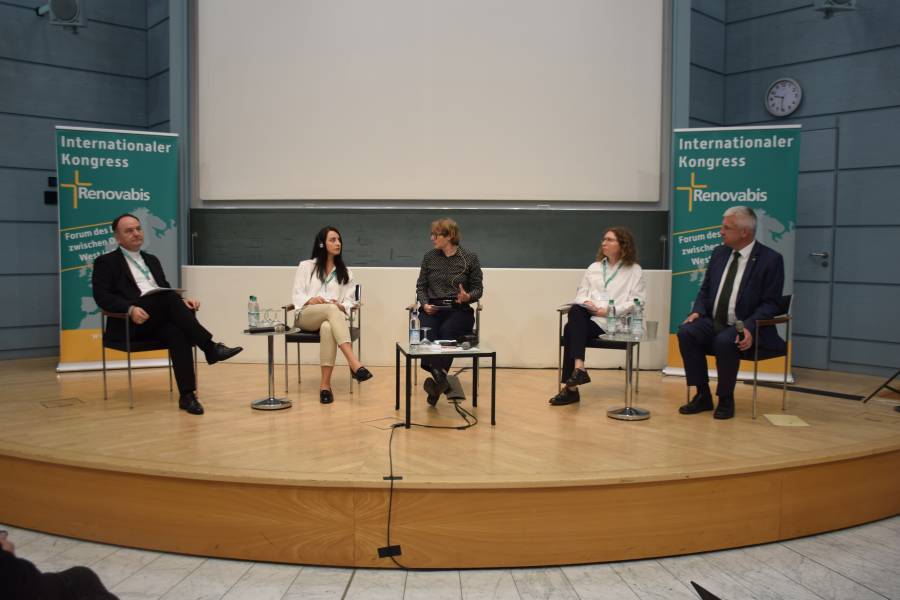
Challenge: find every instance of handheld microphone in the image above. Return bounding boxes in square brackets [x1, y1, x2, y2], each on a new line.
[460, 341, 471, 350]
[735, 320, 746, 342]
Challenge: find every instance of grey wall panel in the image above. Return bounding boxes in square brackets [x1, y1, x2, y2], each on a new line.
[831, 283, 900, 343]
[836, 167, 900, 226]
[689, 118, 719, 127]
[838, 107, 900, 170]
[830, 339, 900, 370]
[827, 360, 894, 377]
[790, 334, 828, 370]
[796, 172, 834, 227]
[0, 347, 58, 360]
[0, 62, 145, 126]
[147, 0, 168, 28]
[0, 222, 58, 275]
[0, 325, 58, 351]
[692, 0, 725, 22]
[147, 19, 169, 76]
[0, 6, 146, 77]
[147, 71, 169, 127]
[798, 129, 835, 173]
[794, 227, 832, 282]
[0, 275, 58, 328]
[725, 47, 900, 124]
[3, 0, 145, 28]
[727, 0, 900, 73]
[0, 115, 147, 170]
[834, 228, 900, 284]
[792, 281, 830, 337]
[0, 168, 58, 222]
[727, 1, 815, 23]
[691, 10, 725, 73]
[149, 121, 170, 133]
[191, 209, 669, 269]
[689, 66, 724, 125]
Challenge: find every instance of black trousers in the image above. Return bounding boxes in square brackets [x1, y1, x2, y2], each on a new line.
[677, 316, 741, 398]
[122, 291, 213, 395]
[419, 306, 475, 373]
[561, 305, 604, 383]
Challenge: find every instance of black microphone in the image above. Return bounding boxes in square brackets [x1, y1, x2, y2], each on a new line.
[735, 320, 746, 343]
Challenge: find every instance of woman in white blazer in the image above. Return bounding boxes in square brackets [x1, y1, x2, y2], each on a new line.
[292, 226, 372, 404]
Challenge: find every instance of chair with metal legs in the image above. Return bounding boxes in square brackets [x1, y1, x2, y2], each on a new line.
[683, 294, 793, 419]
[100, 311, 200, 410]
[556, 305, 640, 394]
[406, 301, 482, 385]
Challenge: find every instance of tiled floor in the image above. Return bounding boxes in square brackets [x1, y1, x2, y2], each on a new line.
[2, 516, 898, 599]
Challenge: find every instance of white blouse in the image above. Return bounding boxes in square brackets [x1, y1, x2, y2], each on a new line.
[291, 259, 357, 317]
[572, 260, 646, 325]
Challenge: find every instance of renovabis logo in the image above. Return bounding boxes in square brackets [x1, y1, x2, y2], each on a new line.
[675, 172, 768, 212]
[59, 169, 151, 209]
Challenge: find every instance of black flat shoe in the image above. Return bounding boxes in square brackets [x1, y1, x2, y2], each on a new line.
[320, 389, 334, 404]
[679, 393, 713, 414]
[713, 396, 735, 419]
[549, 387, 580, 406]
[205, 342, 243, 365]
[178, 392, 204, 415]
[565, 368, 591, 387]
[350, 366, 373, 382]
[424, 377, 449, 407]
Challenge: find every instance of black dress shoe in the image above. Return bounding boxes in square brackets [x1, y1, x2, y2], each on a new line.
[679, 393, 713, 414]
[549, 387, 580, 406]
[178, 392, 204, 415]
[350, 366, 373, 382]
[565, 368, 591, 387]
[429, 368, 449, 388]
[320, 389, 334, 404]
[714, 396, 735, 419]
[205, 342, 243, 365]
[424, 377, 448, 407]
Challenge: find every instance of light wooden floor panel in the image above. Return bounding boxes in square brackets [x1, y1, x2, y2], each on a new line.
[1, 357, 898, 568]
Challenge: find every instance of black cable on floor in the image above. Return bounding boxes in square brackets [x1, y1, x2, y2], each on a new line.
[383, 391, 477, 569]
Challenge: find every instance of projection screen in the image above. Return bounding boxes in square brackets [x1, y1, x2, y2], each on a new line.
[197, 0, 664, 202]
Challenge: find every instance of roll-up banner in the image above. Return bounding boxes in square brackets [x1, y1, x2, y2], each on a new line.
[665, 125, 800, 381]
[56, 126, 179, 372]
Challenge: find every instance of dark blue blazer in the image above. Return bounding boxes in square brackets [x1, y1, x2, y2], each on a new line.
[691, 241, 786, 352]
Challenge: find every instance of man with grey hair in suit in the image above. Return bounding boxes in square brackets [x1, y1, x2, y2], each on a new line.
[677, 206, 786, 419]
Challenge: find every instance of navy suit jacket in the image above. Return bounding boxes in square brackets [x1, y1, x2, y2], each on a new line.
[91, 247, 171, 339]
[691, 241, 786, 352]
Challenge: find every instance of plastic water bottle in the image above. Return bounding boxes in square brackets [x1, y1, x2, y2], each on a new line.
[607, 299, 616, 334]
[248, 295, 260, 327]
[631, 298, 644, 338]
[409, 302, 421, 345]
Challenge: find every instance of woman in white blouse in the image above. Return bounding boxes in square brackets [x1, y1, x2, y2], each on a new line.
[292, 227, 372, 404]
[550, 226, 646, 406]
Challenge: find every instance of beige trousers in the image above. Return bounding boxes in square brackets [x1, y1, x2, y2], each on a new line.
[295, 303, 352, 366]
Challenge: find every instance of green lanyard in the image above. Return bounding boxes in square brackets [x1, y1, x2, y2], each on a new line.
[318, 269, 337, 294]
[123, 250, 152, 282]
[601, 259, 621, 290]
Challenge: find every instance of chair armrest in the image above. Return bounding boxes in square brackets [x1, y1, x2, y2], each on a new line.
[102, 310, 129, 319]
[282, 303, 295, 311]
[557, 305, 572, 315]
[755, 314, 791, 328]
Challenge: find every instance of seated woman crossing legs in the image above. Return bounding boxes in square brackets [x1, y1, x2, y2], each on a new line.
[551, 226, 646, 406]
[292, 227, 372, 404]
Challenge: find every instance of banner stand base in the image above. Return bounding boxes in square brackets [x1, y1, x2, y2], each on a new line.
[662, 366, 796, 385]
[57, 359, 170, 373]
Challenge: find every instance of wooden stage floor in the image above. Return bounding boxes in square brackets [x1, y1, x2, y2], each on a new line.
[1, 357, 898, 569]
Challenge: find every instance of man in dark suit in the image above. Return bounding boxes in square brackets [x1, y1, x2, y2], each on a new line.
[92, 214, 242, 415]
[677, 206, 786, 419]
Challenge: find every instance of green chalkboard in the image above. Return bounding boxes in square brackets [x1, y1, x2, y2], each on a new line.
[191, 208, 669, 269]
